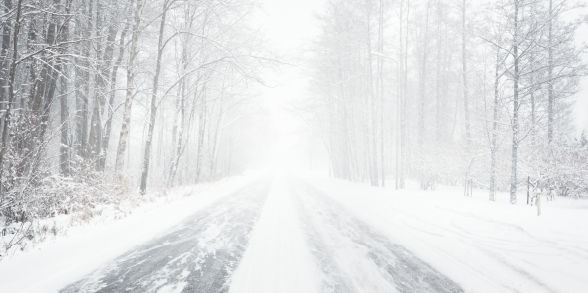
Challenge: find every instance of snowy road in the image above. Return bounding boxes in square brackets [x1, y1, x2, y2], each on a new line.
[59, 176, 463, 293]
[60, 181, 270, 293]
[293, 180, 463, 293]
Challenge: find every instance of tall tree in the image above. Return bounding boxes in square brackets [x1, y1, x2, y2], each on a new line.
[0, 0, 22, 193]
[59, 0, 74, 176]
[509, 0, 520, 204]
[115, 0, 143, 172]
[461, 0, 471, 145]
[139, 0, 170, 194]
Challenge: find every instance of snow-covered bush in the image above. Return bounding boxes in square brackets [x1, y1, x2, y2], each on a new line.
[533, 136, 588, 198]
[0, 160, 131, 252]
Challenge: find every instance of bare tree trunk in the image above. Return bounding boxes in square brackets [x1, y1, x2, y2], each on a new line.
[530, 76, 535, 127]
[60, 73, 71, 176]
[435, 0, 442, 143]
[0, 0, 11, 136]
[417, 0, 430, 147]
[400, 0, 410, 188]
[101, 3, 131, 170]
[87, 105, 102, 165]
[94, 3, 119, 171]
[395, 0, 408, 189]
[208, 99, 223, 178]
[547, 0, 554, 143]
[75, 0, 93, 160]
[88, 0, 105, 165]
[395, 0, 403, 189]
[195, 86, 208, 183]
[30, 0, 62, 147]
[139, 0, 169, 194]
[461, 0, 471, 145]
[168, 3, 191, 186]
[0, 0, 23, 193]
[168, 75, 186, 186]
[377, 0, 385, 186]
[510, 0, 520, 204]
[490, 49, 500, 201]
[59, 0, 73, 177]
[115, 0, 143, 172]
[365, 0, 379, 187]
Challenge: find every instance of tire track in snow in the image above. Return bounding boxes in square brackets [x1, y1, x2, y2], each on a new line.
[293, 180, 464, 293]
[293, 188, 354, 293]
[60, 181, 269, 293]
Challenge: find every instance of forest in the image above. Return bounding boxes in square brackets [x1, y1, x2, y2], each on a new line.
[0, 0, 272, 237]
[309, 0, 587, 203]
[1, 0, 588, 291]
[1, 0, 587, 248]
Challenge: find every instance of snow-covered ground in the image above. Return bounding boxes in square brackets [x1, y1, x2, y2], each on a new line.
[0, 174, 258, 293]
[229, 175, 321, 293]
[1, 171, 587, 292]
[304, 173, 588, 293]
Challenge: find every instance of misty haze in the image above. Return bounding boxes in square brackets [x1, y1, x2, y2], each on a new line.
[1, 0, 588, 292]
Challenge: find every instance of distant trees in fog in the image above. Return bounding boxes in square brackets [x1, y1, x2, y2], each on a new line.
[0, 0, 265, 228]
[310, 0, 587, 202]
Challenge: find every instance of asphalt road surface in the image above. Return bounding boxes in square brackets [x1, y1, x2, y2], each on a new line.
[61, 181, 270, 293]
[61, 178, 463, 293]
[293, 180, 464, 293]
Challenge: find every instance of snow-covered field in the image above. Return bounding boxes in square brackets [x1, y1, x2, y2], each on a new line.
[1, 171, 587, 293]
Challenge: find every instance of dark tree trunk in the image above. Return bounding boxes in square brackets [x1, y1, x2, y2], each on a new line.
[0, 0, 11, 133]
[75, 0, 93, 160]
[0, 0, 23, 193]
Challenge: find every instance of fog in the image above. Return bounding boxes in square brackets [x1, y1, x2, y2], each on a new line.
[1, 0, 588, 291]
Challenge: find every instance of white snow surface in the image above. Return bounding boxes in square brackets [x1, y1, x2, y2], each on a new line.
[0, 174, 257, 293]
[302, 173, 588, 293]
[2, 171, 588, 293]
[229, 174, 321, 293]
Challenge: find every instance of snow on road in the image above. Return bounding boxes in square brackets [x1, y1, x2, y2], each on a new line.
[293, 180, 463, 293]
[229, 175, 321, 293]
[305, 174, 588, 293]
[61, 181, 270, 293]
[2, 171, 587, 292]
[229, 174, 462, 293]
[0, 175, 258, 293]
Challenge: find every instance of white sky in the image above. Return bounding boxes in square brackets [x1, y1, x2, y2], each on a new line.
[256, 0, 324, 53]
[249, 0, 326, 169]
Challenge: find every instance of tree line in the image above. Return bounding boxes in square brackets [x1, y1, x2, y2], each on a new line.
[310, 0, 587, 202]
[0, 0, 265, 226]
